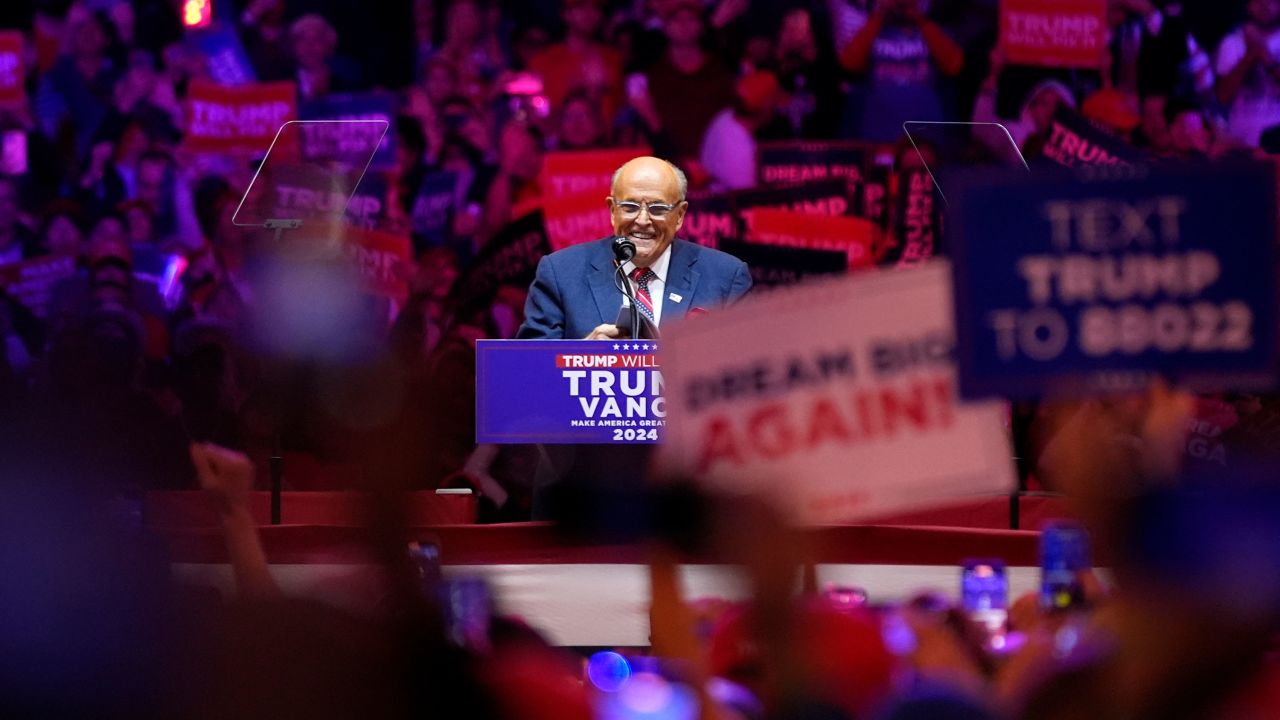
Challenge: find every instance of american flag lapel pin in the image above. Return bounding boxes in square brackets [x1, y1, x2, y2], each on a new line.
[668, 292, 683, 303]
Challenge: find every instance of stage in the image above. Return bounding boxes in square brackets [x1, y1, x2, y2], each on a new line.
[151, 491, 1077, 646]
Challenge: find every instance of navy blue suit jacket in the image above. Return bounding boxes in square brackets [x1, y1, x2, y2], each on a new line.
[517, 237, 752, 339]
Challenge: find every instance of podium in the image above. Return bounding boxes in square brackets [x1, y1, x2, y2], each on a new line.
[475, 339, 664, 444]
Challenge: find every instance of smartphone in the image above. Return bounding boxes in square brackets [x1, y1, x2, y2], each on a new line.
[408, 541, 442, 595]
[159, 254, 188, 311]
[613, 300, 658, 339]
[960, 558, 1008, 637]
[440, 575, 493, 653]
[1039, 522, 1090, 612]
[614, 299, 634, 335]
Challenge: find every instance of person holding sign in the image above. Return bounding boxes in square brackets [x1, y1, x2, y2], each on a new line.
[517, 156, 751, 340]
[1216, 0, 1280, 146]
[837, 0, 964, 142]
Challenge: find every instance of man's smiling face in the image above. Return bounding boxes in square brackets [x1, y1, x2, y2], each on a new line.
[607, 157, 687, 268]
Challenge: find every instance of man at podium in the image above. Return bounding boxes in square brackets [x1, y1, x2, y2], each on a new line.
[517, 156, 751, 339]
[513, 156, 750, 519]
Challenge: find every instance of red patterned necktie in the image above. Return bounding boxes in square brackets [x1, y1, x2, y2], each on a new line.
[630, 266, 657, 325]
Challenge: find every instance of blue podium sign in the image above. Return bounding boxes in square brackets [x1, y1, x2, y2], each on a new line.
[476, 340, 665, 443]
[948, 161, 1279, 399]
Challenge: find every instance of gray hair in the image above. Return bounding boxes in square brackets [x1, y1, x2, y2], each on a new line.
[611, 158, 688, 202]
[289, 13, 338, 50]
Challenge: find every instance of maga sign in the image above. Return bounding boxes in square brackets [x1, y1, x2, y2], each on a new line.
[658, 263, 1014, 525]
[477, 340, 665, 443]
[948, 162, 1279, 398]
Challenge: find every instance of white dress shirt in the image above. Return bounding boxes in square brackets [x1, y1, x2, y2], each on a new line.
[621, 243, 672, 326]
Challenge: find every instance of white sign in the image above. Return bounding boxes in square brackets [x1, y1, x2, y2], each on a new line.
[657, 261, 1015, 525]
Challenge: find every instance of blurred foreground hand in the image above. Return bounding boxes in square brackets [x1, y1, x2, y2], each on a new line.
[190, 442, 255, 515]
[190, 442, 278, 598]
[1036, 381, 1194, 550]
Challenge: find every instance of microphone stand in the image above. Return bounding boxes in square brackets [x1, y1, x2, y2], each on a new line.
[613, 259, 642, 341]
[611, 236, 644, 340]
[263, 218, 302, 525]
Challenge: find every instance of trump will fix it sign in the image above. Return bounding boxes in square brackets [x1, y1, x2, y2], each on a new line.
[185, 80, 297, 154]
[1000, 0, 1107, 69]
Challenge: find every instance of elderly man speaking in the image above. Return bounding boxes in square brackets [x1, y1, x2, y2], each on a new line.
[518, 156, 751, 339]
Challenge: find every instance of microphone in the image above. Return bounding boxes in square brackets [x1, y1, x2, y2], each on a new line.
[610, 236, 641, 340]
[612, 236, 636, 263]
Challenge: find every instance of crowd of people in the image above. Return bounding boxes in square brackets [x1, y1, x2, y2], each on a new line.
[6, 384, 1280, 718]
[3, 1, 1280, 717]
[0, 0, 1277, 511]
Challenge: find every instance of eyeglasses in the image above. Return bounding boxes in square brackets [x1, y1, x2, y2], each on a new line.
[613, 200, 679, 219]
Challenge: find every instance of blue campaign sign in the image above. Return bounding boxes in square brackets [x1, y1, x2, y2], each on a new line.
[947, 161, 1279, 399]
[476, 340, 665, 443]
[410, 171, 459, 245]
[190, 25, 257, 86]
[299, 93, 398, 170]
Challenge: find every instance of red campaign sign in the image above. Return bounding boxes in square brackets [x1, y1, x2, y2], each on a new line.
[0, 32, 24, 105]
[343, 226, 410, 301]
[0, 255, 77, 317]
[185, 80, 298, 153]
[542, 189, 614, 251]
[540, 146, 651, 198]
[1000, 0, 1107, 69]
[743, 208, 875, 270]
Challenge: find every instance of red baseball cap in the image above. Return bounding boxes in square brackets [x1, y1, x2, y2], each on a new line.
[1081, 88, 1140, 133]
[708, 599, 894, 717]
[483, 645, 592, 720]
[735, 71, 789, 114]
